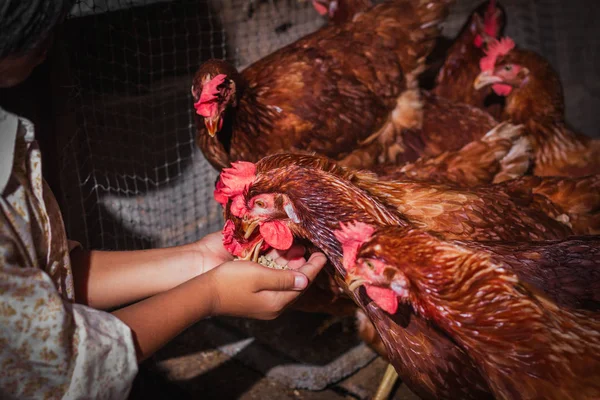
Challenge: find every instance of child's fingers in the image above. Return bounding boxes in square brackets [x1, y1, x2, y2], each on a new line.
[272, 246, 306, 268]
[257, 269, 309, 292]
[254, 254, 328, 317]
[286, 256, 307, 270]
[295, 252, 327, 281]
[260, 253, 326, 292]
[266, 244, 305, 262]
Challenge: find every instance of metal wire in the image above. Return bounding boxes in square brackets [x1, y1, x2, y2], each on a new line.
[58, 0, 599, 251]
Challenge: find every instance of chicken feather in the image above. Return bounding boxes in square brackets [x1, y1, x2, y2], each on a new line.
[357, 227, 600, 399]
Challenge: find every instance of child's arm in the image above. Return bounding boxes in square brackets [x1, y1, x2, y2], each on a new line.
[70, 231, 232, 310]
[112, 252, 327, 362]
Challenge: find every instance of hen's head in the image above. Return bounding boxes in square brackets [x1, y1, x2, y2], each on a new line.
[353, 226, 505, 321]
[473, 37, 531, 96]
[215, 158, 305, 261]
[216, 153, 401, 267]
[192, 59, 240, 137]
[339, 225, 437, 317]
[474, 39, 566, 119]
[336, 222, 418, 315]
[472, 0, 505, 48]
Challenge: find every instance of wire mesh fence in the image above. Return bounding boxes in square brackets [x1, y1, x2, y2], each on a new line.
[58, 0, 600, 251]
[60, 0, 325, 250]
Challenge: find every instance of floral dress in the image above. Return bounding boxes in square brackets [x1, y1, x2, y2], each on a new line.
[0, 108, 138, 399]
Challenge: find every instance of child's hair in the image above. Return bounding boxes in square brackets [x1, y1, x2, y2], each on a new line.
[0, 0, 75, 58]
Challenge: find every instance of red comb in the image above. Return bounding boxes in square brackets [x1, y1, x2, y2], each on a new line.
[214, 179, 228, 206]
[215, 161, 256, 198]
[483, 0, 499, 37]
[335, 221, 375, 244]
[480, 37, 515, 71]
[312, 0, 328, 15]
[214, 161, 256, 216]
[334, 221, 375, 272]
[230, 196, 249, 218]
[194, 74, 227, 117]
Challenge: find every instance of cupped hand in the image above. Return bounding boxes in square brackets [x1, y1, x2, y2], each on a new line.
[206, 252, 328, 320]
[194, 230, 309, 275]
[193, 231, 234, 274]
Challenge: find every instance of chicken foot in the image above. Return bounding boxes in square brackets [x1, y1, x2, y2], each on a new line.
[373, 363, 399, 400]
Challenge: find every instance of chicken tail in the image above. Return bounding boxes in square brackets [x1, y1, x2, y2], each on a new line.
[396, 122, 530, 187]
[403, 0, 455, 86]
[488, 122, 533, 183]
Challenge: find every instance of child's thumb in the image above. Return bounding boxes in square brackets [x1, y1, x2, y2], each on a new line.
[260, 270, 308, 291]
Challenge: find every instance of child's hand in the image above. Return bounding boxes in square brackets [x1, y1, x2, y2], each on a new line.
[194, 231, 309, 274]
[206, 252, 327, 320]
[193, 231, 235, 273]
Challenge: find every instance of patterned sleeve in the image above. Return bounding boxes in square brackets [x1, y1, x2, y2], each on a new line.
[0, 239, 138, 400]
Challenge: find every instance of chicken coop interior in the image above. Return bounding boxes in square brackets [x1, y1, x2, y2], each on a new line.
[1, 0, 599, 399]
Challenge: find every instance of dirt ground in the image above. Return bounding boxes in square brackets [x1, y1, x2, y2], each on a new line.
[130, 355, 420, 400]
[127, 312, 421, 400]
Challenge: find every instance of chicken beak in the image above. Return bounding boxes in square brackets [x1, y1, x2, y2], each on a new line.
[474, 71, 503, 90]
[346, 274, 368, 292]
[231, 218, 265, 263]
[239, 238, 264, 263]
[242, 218, 260, 239]
[204, 116, 221, 137]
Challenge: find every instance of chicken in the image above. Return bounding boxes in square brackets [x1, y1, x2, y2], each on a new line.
[311, 0, 372, 24]
[433, 0, 505, 118]
[473, 36, 600, 176]
[217, 120, 532, 356]
[192, 0, 460, 171]
[222, 120, 533, 392]
[214, 154, 598, 399]
[351, 172, 600, 240]
[218, 153, 584, 250]
[346, 224, 600, 399]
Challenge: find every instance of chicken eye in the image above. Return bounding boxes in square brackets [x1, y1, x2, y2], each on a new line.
[504, 64, 513, 71]
[365, 261, 375, 270]
[254, 200, 265, 208]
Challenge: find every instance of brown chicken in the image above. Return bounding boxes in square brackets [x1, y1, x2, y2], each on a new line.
[192, 0, 511, 174]
[217, 157, 488, 400]
[347, 225, 600, 399]
[217, 153, 594, 249]
[219, 123, 534, 382]
[192, 0, 453, 171]
[433, 0, 505, 118]
[474, 36, 600, 176]
[350, 172, 599, 240]
[214, 154, 598, 399]
[311, 0, 372, 24]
